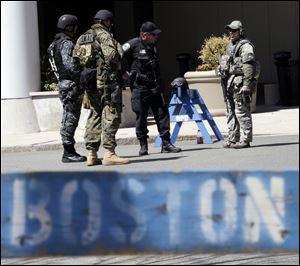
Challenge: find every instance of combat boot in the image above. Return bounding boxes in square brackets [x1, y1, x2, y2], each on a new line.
[87, 150, 102, 166]
[222, 140, 236, 148]
[161, 140, 182, 153]
[139, 140, 148, 156]
[233, 141, 250, 149]
[102, 149, 129, 165]
[62, 144, 87, 163]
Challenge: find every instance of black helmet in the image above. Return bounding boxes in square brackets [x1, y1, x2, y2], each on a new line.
[57, 14, 78, 30]
[94, 9, 114, 22]
[171, 77, 189, 91]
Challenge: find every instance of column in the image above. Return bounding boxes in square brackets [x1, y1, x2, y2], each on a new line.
[1, 1, 40, 134]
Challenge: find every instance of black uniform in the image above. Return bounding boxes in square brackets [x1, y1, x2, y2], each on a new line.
[123, 37, 171, 143]
[48, 32, 85, 162]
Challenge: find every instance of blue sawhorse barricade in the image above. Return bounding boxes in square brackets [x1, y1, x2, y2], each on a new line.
[154, 88, 224, 147]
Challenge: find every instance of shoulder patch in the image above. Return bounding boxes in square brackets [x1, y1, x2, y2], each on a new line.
[122, 43, 130, 52]
[80, 34, 94, 44]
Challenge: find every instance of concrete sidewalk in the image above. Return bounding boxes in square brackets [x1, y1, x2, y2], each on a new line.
[1, 105, 299, 152]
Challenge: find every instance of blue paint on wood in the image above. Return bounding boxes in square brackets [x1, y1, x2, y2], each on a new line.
[154, 89, 224, 147]
[1, 170, 299, 257]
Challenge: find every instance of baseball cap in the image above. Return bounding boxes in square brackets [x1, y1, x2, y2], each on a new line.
[140, 21, 162, 35]
[225, 20, 242, 30]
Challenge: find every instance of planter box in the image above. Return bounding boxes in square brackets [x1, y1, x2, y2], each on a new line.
[184, 70, 256, 116]
[30, 89, 136, 132]
[30, 91, 62, 131]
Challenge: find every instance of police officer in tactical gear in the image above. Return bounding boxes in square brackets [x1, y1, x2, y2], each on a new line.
[73, 10, 129, 166]
[218, 20, 259, 149]
[122, 22, 181, 156]
[48, 14, 86, 163]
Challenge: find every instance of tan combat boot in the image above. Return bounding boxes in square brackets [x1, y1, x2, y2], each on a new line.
[102, 149, 129, 165]
[87, 150, 102, 166]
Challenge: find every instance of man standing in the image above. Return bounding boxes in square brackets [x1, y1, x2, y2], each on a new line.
[122, 21, 181, 156]
[218, 20, 259, 149]
[73, 9, 129, 166]
[48, 14, 86, 163]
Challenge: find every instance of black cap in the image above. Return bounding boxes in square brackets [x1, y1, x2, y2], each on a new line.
[140, 21, 162, 35]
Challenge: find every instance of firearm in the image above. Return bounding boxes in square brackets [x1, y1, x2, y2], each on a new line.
[218, 54, 230, 101]
[220, 76, 228, 101]
[47, 43, 60, 82]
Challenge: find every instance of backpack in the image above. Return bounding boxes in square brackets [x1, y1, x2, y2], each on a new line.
[73, 29, 100, 92]
[73, 29, 98, 68]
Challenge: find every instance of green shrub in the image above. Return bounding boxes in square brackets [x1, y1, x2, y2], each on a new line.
[196, 34, 230, 71]
[43, 82, 58, 91]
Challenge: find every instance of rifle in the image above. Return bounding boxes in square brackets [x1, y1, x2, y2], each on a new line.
[47, 42, 60, 82]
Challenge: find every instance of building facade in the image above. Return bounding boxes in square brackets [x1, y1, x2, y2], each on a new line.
[1, 1, 299, 135]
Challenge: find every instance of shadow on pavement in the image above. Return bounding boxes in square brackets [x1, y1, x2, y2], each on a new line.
[255, 104, 298, 113]
[252, 142, 299, 148]
[129, 156, 187, 164]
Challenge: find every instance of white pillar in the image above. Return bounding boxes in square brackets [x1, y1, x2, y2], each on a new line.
[1, 1, 40, 134]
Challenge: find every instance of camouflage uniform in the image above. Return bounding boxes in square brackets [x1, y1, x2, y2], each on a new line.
[219, 21, 259, 148]
[80, 23, 123, 152]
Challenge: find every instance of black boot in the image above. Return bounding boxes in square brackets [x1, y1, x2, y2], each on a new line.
[139, 140, 148, 156]
[62, 144, 87, 163]
[161, 140, 182, 153]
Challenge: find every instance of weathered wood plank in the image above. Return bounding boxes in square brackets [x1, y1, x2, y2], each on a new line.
[1, 170, 299, 257]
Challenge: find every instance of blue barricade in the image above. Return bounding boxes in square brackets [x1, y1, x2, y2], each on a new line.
[154, 89, 223, 147]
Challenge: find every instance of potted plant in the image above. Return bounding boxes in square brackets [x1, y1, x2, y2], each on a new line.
[184, 35, 230, 116]
[196, 34, 230, 72]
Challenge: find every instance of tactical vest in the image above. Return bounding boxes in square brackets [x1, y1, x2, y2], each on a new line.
[128, 37, 160, 84]
[226, 39, 260, 80]
[73, 25, 121, 86]
[49, 33, 74, 81]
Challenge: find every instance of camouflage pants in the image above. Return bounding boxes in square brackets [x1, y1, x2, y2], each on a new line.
[58, 80, 83, 146]
[84, 88, 121, 151]
[225, 86, 253, 143]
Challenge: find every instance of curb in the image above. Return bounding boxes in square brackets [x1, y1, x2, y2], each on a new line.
[1, 135, 209, 153]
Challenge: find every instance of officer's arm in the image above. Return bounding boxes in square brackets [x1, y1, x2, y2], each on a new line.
[60, 40, 81, 85]
[97, 32, 120, 65]
[241, 43, 255, 87]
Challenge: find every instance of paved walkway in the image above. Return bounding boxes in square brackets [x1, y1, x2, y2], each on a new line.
[1, 105, 299, 152]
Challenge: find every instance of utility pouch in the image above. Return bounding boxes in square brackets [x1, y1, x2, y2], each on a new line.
[80, 68, 97, 91]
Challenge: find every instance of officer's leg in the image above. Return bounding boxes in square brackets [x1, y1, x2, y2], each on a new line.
[84, 89, 105, 166]
[224, 89, 240, 148]
[234, 92, 252, 148]
[131, 89, 150, 155]
[131, 90, 150, 141]
[102, 103, 129, 165]
[150, 93, 181, 153]
[149, 93, 170, 141]
[58, 83, 86, 162]
[84, 89, 104, 150]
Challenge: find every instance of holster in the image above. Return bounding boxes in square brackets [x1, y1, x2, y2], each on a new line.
[104, 85, 122, 111]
